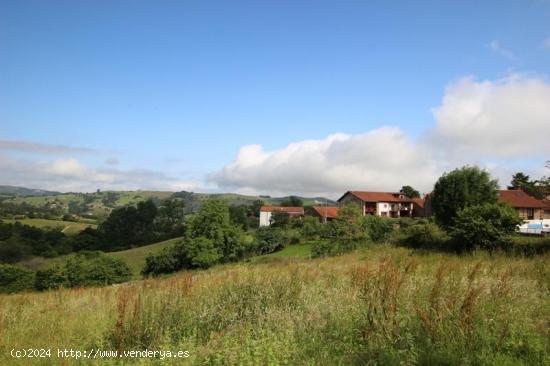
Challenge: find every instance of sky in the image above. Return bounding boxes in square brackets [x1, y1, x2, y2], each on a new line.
[1, 0, 550, 198]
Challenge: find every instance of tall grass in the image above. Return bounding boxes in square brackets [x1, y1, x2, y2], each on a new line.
[0, 245, 548, 365]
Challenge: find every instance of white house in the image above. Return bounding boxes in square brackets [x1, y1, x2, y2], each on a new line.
[259, 206, 305, 227]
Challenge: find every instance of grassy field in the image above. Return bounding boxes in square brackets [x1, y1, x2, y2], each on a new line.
[1, 218, 97, 235]
[108, 238, 182, 278]
[1, 245, 548, 365]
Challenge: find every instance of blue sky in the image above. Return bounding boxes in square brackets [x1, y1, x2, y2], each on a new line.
[1, 0, 550, 195]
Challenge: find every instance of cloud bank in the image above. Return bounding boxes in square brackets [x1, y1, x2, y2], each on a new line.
[0, 155, 197, 193]
[212, 74, 550, 197]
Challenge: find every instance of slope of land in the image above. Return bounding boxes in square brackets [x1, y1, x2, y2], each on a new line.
[0, 185, 61, 197]
[1, 218, 97, 235]
[2, 245, 548, 365]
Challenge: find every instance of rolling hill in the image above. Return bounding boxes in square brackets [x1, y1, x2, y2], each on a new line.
[0, 185, 61, 197]
[0, 186, 336, 219]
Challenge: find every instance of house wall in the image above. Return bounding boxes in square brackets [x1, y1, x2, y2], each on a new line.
[259, 211, 272, 227]
[515, 207, 544, 220]
[377, 202, 390, 216]
[339, 194, 366, 214]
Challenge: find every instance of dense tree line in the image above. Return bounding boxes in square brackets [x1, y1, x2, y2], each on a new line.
[0, 251, 131, 293]
[0, 198, 187, 263]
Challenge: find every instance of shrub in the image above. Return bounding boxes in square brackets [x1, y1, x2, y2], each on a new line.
[364, 215, 394, 242]
[450, 203, 522, 250]
[35, 266, 67, 291]
[301, 216, 322, 240]
[142, 246, 179, 276]
[143, 236, 224, 276]
[0, 264, 34, 293]
[65, 252, 132, 287]
[396, 221, 450, 250]
[313, 204, 370, 257]
[255, 227, 289, 255]
[311, 239, 339, 257]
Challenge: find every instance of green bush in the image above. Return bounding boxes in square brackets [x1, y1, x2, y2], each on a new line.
[65, 252, 131, 287]
[364, 215, 394, 242]
[314, 204, 370, 257]
[35, 266, 67, 291]
[301, 216, 322, 240]
[0, 264, 34, 293]
[255, 227, 289, 254]
[142, 246, 179, 276]
[396, 221, 450, 250]
[450, 203, 522, 250]
[186, 237, 222, 268]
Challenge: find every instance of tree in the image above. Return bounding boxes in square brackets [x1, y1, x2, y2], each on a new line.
[100, 199, 158, 250]
[510, 172, 531, 189]
[281, 196, 303, 207]
[450, 203, 521, 250]
[510, 172, 543, 199]
[400, 185, 420, 198]
[250, 200, 265, 218]
[270, 211, 290, 228]
[431, 166, 499, 227]
[187, 199, 245, 262]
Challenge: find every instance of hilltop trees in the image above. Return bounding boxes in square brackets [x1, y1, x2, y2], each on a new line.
[431, 166, 499, 227]
[281, 196, 303, 207]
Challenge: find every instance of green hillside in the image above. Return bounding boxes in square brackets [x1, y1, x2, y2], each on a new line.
[0, 185, 61, 197]
[107, 237, 182, 277]
[1, 218, 96, 235]
[1, 188, 336, 220]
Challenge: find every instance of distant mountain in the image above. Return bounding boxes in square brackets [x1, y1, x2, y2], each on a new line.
[0, 185, 61, 197]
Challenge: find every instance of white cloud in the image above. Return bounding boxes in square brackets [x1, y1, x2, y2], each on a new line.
[212, 74, 550, 197]
[489, 40, 517, 61]
[542, 37, 550, 49]
[432, 74, 550, 157]
[0, 155, 198, 193]
[210, 127, 441, 197]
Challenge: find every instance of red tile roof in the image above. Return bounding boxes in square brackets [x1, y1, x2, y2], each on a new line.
[411, 197, 425, 208]
[312, 206, 339, 219]
[498, 190, 547, 208]
[339, 191, 415, 203]
[260, 206, 304, 214]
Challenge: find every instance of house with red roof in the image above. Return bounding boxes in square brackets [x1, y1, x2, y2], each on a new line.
[498, 190, 549, 220]
[259, 206, 304, 227]
[311, 206, 339, 223]
[337, 191, 426, 218]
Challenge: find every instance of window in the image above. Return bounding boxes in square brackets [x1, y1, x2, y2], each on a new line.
[527, 208, 534, 220]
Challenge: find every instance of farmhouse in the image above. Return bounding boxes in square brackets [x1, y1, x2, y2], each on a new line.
[498, 190, 549, 220]
[259, 206, 304, 227]
[337, 191, 425, 217]
[310, 206, 339, 223]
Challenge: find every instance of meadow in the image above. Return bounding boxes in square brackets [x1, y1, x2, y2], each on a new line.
[1, 244, 548, 365]
[1, 218, 96, 235]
